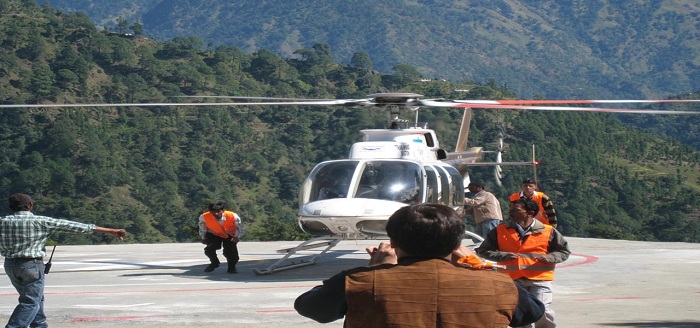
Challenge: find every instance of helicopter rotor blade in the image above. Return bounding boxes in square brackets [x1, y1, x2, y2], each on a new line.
[419, 99, 700, 114]
[2, 95, 699, 113]
[453, 99, 700, 105]
[173, 95, 342, 101]
[0, 99, 367, 109]
[452, 103, 700, 114]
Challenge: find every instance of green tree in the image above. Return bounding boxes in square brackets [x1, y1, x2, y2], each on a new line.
[131, 22, 144, 36]
[56, 69, 79, 91]
[386, 63, 421, 89]
[116, 17, 129, 34]
[351, 51, 373, 70]
[22, 28, 47, 61]
[248, 49, 286, 84]
[27, 63, 56, 101]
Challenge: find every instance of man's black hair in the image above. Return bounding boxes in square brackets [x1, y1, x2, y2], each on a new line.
[512, 198, 539, 215]
[208, 202, 226, 211]
[9, 193, 33, 212]
[386, 204, 465, 258]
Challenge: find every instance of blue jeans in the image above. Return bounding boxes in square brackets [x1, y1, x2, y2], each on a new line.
[3, 258, 48, 328]
[475, 219, 500, 239]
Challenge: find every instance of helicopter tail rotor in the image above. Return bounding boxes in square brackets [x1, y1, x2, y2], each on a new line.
[495, 136, 504, 186]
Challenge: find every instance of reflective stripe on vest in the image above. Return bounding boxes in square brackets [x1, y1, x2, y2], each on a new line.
[496, 224, 555, 280]
[509, 192, 549, 224]
[203, 211, 237, 239]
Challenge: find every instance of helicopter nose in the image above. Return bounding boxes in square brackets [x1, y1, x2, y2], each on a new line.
[299, 198, 405, 237]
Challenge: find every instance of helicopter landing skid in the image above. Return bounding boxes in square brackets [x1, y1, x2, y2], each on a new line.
[253, 236, 342, 275]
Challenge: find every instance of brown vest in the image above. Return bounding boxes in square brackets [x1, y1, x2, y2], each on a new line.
[344, 259, 518, 328]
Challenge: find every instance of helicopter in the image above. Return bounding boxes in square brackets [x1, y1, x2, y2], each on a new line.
[241, 93, 700, 274]
[255, 93, 527, 274]
[2, 93, 699, 274]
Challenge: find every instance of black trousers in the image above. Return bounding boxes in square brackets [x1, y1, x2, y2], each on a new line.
[203, 233, 240, 269]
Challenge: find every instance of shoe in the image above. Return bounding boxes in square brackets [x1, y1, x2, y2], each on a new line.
[227, 268, 238, 274]
[204, 263, 220, 272]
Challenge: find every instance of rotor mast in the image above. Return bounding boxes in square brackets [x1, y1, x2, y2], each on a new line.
[364, 93, 423, 129]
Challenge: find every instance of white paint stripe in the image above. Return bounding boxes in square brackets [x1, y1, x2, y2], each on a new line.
[54, 281, 238, 288]
[74, 303, 155, 308]
[0, 281, 237, 290]
[55, 258, 260, 266]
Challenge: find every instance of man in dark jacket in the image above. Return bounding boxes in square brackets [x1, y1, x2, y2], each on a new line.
[294, 204, 545, 327]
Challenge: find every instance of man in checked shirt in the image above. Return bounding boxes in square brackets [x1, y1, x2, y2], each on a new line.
[0, 193, 126, 328]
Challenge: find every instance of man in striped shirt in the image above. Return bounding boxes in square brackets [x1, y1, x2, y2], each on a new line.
[0, 193, 126, 328]
[509, 178, 558, 228]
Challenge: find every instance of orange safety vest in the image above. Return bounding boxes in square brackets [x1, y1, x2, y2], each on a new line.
[509, 192, 549, 224]
[496, 224, 556, 281]
[202, 211, 238, 239]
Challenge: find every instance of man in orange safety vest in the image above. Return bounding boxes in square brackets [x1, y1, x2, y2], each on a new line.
[198, 202, 244, 273]
[509, 178, 558, 228]
[477, 198, 570, 328]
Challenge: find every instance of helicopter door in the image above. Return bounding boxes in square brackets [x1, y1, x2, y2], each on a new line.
[423, 165, 439, 204]
[434, 166, 452, 206]
[443, 165, 466, 209]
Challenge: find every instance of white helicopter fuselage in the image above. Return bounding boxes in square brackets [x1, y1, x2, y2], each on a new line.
[297, 127, 470, 239]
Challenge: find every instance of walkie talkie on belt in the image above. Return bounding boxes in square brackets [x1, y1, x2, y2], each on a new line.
[44, 245, 56, 274]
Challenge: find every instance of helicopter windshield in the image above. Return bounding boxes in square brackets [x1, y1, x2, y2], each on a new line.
[307, 162, 358, 201]
[305, 160, 423, 205]
[357, 161, 423, 204]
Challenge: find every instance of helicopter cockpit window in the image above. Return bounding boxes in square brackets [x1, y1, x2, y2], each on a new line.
[306, 161, 424, 204]
[309, 162, 358, 202]
[355, 164, 381, 199]
[423, 132, 435, 148]
[355, 161, 423, 204]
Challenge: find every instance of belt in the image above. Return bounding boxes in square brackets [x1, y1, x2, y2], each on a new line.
[5, 257, 43, 262]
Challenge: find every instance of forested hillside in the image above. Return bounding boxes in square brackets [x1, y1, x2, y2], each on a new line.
[1, 1, 699, 244]
[47, 0, 700, 102]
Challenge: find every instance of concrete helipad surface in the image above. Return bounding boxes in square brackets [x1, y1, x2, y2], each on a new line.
[1, 237, 699, 327]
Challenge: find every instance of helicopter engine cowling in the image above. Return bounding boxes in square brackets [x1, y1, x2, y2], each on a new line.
[298, 198, 406, 238]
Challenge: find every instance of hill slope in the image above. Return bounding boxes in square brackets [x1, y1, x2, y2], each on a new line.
[1, 1, 699, 244]
[47, 0, 700, 100]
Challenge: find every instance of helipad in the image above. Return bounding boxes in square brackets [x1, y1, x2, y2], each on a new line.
[1, 237, 698, 327]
